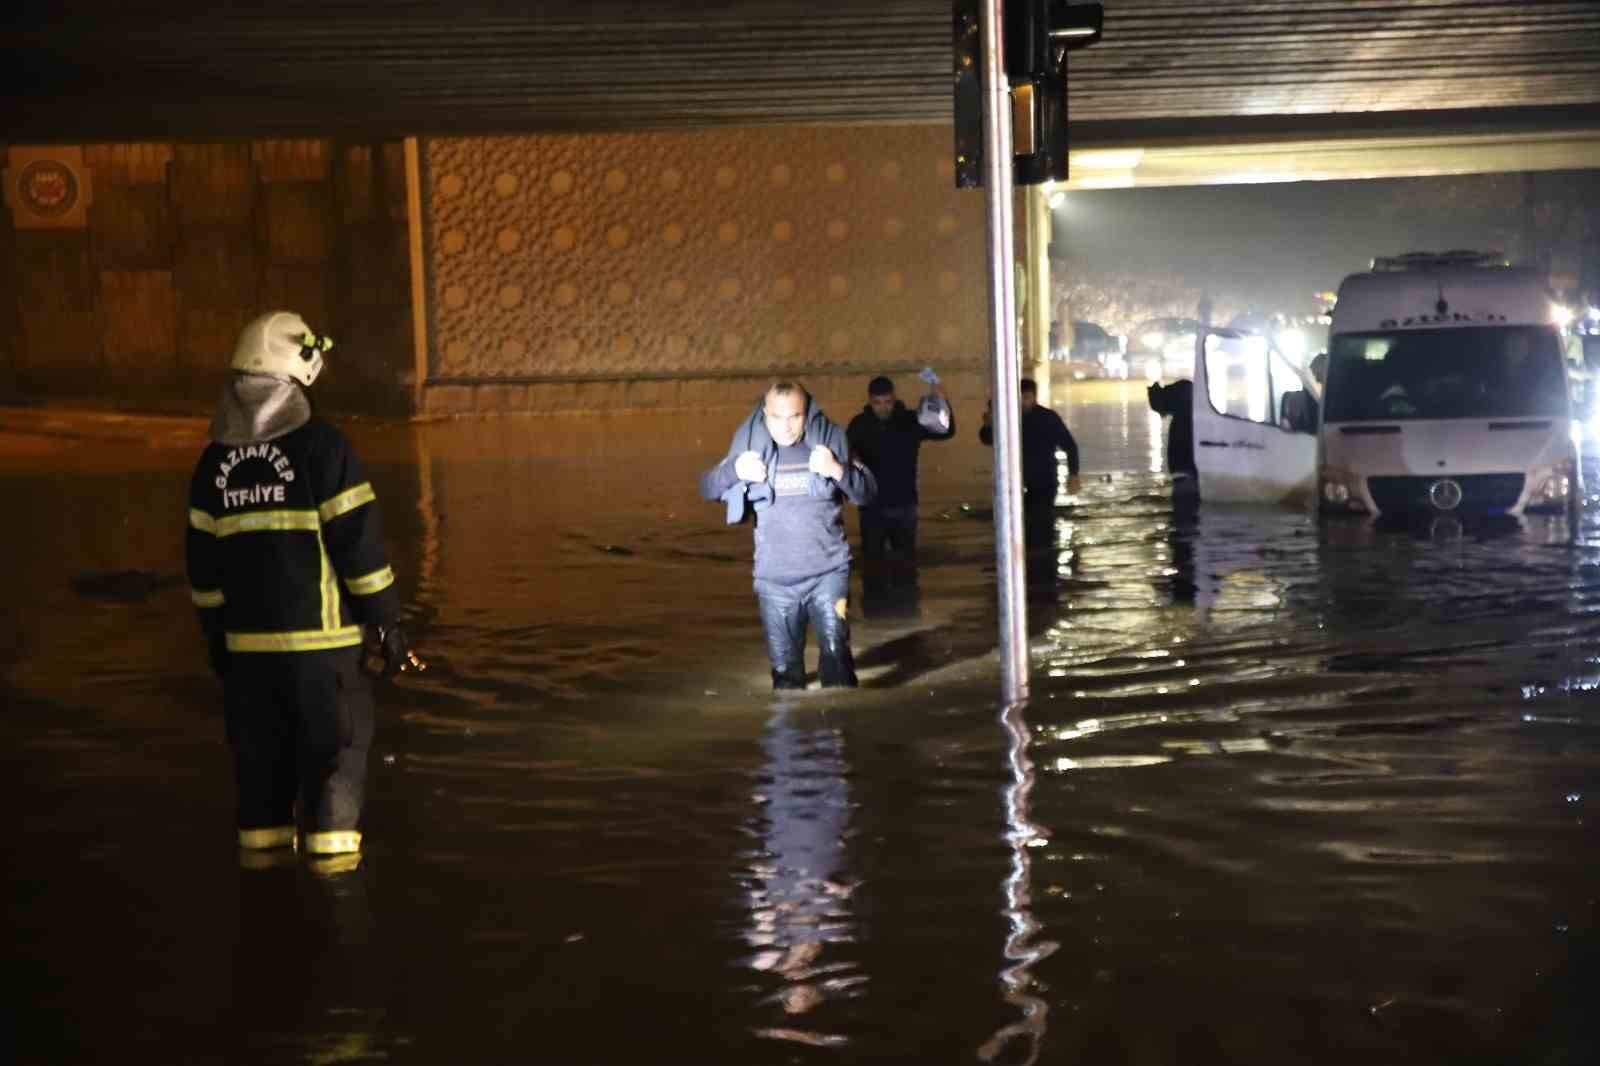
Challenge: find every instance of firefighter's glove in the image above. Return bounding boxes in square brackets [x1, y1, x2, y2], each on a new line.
[372, 624, 426, 678]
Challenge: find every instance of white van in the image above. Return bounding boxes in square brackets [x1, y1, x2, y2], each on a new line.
[1317, 252, 1582, 519]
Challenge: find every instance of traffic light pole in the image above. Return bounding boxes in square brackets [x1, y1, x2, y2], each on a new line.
[980, 0, 1030, 704]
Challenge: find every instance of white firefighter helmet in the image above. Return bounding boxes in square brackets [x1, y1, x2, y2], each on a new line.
[230, 310, 333, 387]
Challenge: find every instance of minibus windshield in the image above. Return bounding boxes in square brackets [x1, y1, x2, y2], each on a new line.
[1323, 326, 1567, 422]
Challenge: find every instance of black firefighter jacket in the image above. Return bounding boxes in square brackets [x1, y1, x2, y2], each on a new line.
[187, 418, 400, 654]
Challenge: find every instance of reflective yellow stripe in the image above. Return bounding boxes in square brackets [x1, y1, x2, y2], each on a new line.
[225, 626, 363, 653]
[316, 529, 341, 632]
[319, 483, 376, 523]
[306, 853, 363, 876]
[304, 830, 362, 855]
[239, 849, 297, 872]
[319, 531, 333, 630]
[345, 565, 395, 596]
[238, 826, 296, 850]
[190, 587, 225, 608]
[188, 508, 217, 534]
[214, 509, 320, 538]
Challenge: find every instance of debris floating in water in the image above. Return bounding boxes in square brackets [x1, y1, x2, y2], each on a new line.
[70, 570, 182, 602]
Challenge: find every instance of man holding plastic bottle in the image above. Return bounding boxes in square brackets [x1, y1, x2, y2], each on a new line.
[845, 369, 956, 561]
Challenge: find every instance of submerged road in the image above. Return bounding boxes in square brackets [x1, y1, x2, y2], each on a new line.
[3, 381, 1598, 1064]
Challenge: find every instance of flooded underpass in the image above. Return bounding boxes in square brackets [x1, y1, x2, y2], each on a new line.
[4, 380, 1599, 1064]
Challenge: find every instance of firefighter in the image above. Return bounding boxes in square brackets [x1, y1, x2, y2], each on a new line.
[187, 311, 421, 863]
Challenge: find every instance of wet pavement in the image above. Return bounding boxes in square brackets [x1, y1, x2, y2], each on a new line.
[4, 382, 1599, 1064]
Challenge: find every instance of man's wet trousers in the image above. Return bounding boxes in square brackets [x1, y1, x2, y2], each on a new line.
[223, 648, 374, 838]
[754, 567, 858, 690]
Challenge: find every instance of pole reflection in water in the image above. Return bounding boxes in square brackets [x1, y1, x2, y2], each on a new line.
[410, 425, 442, 599]
[743, 707, 863, 1049]
[979, 701, 1058, 1066]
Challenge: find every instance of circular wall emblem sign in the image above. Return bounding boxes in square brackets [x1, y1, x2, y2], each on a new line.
[18, 159, 79, 218]
[1428, 478, 1463, 511]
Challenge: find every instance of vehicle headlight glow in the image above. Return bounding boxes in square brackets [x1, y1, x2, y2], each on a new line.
[1319, 466, 1366, 512]
[1538, 459, 1577, 504]
[1540, 473, 1571, 502]
[1552, 303, 1575, 328]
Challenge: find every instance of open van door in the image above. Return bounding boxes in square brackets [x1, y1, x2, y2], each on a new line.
[1192, 328, 1318, 503]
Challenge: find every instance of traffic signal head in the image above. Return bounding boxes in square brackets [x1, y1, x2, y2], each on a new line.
[1007, 0, 1102, 82]
[1010, 2, 1101, 186]
[952, 0, 1102, 188]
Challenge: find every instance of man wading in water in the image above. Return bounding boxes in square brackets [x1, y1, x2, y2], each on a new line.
[699, 382, 877, 690]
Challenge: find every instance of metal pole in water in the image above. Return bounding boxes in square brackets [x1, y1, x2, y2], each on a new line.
[980, 0, 1030, 703]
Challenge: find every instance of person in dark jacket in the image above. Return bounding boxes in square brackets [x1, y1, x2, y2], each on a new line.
[187, 311, 422, 865]
[979, 378, 1082, 543]
[1146, 378, 1199, 502]
[699, 382, 877, 690]
[845, 375, 956, 559]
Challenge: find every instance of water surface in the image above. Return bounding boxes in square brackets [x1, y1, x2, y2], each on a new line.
[4, 383, 1597, 1064]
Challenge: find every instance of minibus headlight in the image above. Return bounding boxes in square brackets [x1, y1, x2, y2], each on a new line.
[1539, 473, 1572, 503]
[1536, 458, 1577, 505]
[1319, 467, 1364, 511]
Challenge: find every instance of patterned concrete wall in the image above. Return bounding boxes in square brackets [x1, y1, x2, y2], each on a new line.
[422, 125, 989, 412]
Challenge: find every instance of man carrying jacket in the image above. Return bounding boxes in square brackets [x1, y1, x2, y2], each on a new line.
[699, 381, 877, 690]
[979, 377, 1083, 544]
[845, 375, 956, 560]
[187, 310, 421, 865]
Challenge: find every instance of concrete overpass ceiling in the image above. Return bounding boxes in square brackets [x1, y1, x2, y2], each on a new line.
[4, 1, 1600, 142]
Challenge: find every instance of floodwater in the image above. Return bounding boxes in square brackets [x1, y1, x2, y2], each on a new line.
[3, 381, 1599, 1065]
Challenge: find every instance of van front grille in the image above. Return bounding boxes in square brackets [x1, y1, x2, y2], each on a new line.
[1365, 474, 1525, 514]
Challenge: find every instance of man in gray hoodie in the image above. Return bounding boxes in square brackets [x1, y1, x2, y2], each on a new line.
[699, 382, 877, 689]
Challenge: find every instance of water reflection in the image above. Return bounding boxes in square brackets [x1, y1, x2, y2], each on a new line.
[861, 554, 922, 621]
[979, 700, 1057, 1065]
[743, 707, 863, 1048]
[227, 854, 386, 1062]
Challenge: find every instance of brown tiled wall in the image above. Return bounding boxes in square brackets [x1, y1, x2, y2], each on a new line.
[2, 126, 996, 417]
[0, 139, 413, 414]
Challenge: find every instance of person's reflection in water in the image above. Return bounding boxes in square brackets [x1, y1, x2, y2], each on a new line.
[1165, 494, 1201, 605]
[1024, 481, 1081, 624]
[1025, 515, 1063, 613]
[861, 553, 922, 620]
[744, 707, 861, 1046]
[229, 855, 382, 1059]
